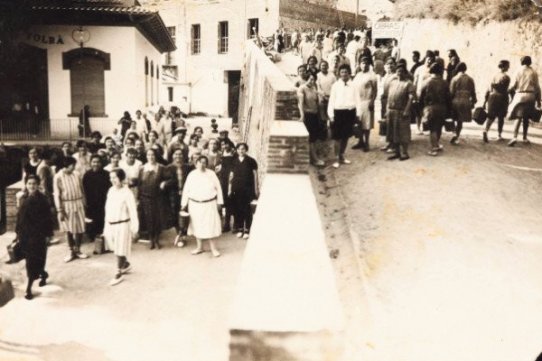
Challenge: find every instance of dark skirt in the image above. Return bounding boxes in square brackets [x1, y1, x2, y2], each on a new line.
[423, 105, 447, 132]
[331, 109, 356, 140]
[22, 238, 47, 281]
[139, 196, 164, 236]
[303, 112, 327, 143]
[487, 92, 509, 118]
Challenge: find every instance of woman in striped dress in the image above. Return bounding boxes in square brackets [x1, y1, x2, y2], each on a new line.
[104, 169, 139, 286]
[53, 156, 89, 262]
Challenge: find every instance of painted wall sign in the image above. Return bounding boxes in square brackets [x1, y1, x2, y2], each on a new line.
[26, 32, 64, 45]
[372, 21, 404, 39]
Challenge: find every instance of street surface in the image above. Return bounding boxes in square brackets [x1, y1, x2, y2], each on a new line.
[0, 229, 245, 361]
[336, 132, 542, 361]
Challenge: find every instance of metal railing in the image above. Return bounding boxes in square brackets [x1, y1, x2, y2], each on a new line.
[0, 117, 117, 142]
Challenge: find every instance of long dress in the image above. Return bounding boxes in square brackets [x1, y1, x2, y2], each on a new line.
[450, 73, 477, 123]
[16, 192, 53, 281]
[354, 71, 378, 130]
[138, 164, 168, 236]
[487, 72, 511, 118]
[104, 186, 139, 257]
[509, 66, 541, 119]
[386, 78, 416, 144]
[181, 169, 223, 239]
[164, 163, 190, 231]
[82, 169, 111, 239]
[53, 170, 86, 234]
[420, 76, 451, 131]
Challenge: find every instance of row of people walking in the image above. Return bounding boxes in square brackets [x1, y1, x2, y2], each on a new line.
[296, 44, 541, 165]
[14, 126, 259, 298]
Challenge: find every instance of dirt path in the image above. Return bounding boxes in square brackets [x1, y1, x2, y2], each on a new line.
[332, 133, 542, 361]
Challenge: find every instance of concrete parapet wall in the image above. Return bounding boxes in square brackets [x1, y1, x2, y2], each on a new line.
[239, 41, 308, 181]
[229, 174, 344, 360]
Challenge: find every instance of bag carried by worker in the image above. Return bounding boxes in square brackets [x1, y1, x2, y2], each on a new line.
[444, 119, 456, 132]
[473, 107, 487, 125]
[352, 120, 363, 138]
[94, 235, 105, 255]
[532, 108, 542, 123]
[6, 238, 24, 264]
[378, 120, 387, 136]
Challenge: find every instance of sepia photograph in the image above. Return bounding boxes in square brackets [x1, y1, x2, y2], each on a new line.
[0, 0, 541, 360]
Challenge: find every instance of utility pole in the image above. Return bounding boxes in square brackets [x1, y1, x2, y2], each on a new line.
[355, 0, 359, 27]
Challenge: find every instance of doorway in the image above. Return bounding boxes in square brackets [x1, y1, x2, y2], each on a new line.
[0, 43, 49, 138]
[227, 70, 241, 125]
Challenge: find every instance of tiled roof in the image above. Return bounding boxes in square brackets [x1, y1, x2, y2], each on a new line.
[31, 5, 156, 14]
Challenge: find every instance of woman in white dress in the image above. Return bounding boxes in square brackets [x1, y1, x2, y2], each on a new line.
[104, 169, 139, 286]
[181, 155, 224, 257]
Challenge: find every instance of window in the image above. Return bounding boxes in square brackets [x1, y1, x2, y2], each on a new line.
[191, 24, 201, 55]
[145, 57, 149, 107]
[168, 87, 174, 102]
[166, 26, 176, 65]
[62, 48, 110, 116]
[218, 21, 228, 54]
[247, 18, 259, 39]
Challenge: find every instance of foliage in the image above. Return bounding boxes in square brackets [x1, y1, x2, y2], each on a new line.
[394, 0, 537, 23]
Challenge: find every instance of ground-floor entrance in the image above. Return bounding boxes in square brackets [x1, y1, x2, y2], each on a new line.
[0, 43, 49, 140]
[227, 70, 241, 125]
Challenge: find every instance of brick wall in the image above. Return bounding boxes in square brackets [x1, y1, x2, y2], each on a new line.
[279, 0, 363, 29]
[5, 183, 20, 232]
[267, 135, 309, 174]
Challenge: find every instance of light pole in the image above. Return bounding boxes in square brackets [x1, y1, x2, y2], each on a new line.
[71, 26, 90, 139]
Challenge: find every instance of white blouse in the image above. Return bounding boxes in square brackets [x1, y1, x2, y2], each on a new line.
[181, 169, 224, 208]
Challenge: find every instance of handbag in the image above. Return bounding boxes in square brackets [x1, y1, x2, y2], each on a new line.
[532, 108, 542, 123]
[352, 120, 363, 138]
[444, 120, 456, 132]
[422, 121, 430, 132]
[94, 236, 105, 255]
[378, 120, 387, 136]
[6, 239, 24, 264]
[473, 107, 487, 125]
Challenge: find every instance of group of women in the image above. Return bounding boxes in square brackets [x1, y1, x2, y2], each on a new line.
[296, 32, 541, 163]
[14, 123, 259, 296]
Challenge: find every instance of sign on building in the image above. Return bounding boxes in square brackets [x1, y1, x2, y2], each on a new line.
[373, 21, 404, 39]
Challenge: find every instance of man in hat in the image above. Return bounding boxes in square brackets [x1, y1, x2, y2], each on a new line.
[167, 127, 189, 163]
[87, 131, 105, 154]
[218, 130, 235, 149]
[352, 56, 378, 151]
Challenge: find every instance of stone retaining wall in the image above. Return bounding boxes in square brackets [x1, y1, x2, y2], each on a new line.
[400, 19, 542, 105]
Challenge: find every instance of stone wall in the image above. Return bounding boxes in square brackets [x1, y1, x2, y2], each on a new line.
[279, 0, 363, 30]
[238, 41, 309, 180]
[400, 19, 542, 104]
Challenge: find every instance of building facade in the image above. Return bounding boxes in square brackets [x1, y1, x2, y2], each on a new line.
[0, 0, 174, 140]
[145, 0, 360, 120]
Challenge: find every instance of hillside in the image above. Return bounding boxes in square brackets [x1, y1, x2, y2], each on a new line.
[394, 0, 537, 23]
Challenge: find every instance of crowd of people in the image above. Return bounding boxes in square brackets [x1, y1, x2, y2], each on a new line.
[12, 108, 259, 299]
[293, 27, 541, 166]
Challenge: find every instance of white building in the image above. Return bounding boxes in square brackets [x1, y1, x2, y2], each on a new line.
[0, 0, 175, 139]
[144, 0, 360, 121]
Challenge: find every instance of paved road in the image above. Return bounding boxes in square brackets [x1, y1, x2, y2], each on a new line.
[0, 229, 245, 361]
[336, 133, 542, 361]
